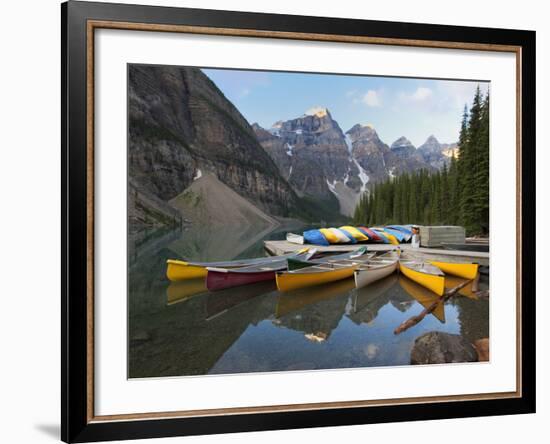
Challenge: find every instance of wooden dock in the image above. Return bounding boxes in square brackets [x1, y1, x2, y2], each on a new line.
[263, 240, 489, 266]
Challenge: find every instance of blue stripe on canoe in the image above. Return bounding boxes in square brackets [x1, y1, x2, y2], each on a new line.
[387, 225, 413, 235]
[382, 228, 406, 242]
[372, 229, 391, 244]
[337, 228, 358, 244]
[303, 229, 330, 246]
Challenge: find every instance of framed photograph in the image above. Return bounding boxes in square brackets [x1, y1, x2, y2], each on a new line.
[62, 1, 535, 442]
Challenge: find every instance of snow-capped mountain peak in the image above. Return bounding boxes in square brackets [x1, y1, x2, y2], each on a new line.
[304, 106, 330, 118]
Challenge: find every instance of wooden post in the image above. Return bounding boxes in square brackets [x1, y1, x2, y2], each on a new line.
[471, 271, 480, 293]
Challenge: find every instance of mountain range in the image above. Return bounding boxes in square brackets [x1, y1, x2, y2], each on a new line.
[128, 65, 457, 230]
[252, 108, 457, 216]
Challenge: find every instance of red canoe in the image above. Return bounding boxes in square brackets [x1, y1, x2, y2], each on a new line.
[206, 250, 315, 291]
[359, 226, 382, 242]
[206, 262, 288, 291]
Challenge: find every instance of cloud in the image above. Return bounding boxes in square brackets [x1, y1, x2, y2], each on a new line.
[412, 87, 433, 101]
[435, 81, 489, 109]
[362, 90, 382, 107]
[400, 87, 433, 102]
[348, 89, 382, 107]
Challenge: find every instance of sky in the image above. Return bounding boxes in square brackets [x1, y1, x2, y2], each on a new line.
[202, 68, 489, 147]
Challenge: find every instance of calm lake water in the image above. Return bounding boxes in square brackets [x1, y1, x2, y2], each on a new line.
[128, 225, 489, 378]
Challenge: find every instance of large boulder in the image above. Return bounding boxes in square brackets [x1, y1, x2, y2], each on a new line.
[410, 332, 478, 365]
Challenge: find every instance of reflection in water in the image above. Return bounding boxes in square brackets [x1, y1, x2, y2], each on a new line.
[274, 280, 352, 342]
[444, 275, 478, 299]
[399, 276, 446, 323]
[206, 281, 277, 321]
[348, 274, 398, 325]
[129, 225, 490, 378]
[166, 279, 208, 305]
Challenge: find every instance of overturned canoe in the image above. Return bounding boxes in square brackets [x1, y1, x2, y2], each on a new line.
[399, 258, 445, 296]
[339, 226, 369, 242]
[354, 251, 400, 289]
[372, 229, 399, 245]
[286, 232, 306, 245]
[166, 249, 310, 282]
[430, 261, 479, 280]
[359, 226, 384, 242]
[387, 225, 413, 236]
[381, 227, 408, 242]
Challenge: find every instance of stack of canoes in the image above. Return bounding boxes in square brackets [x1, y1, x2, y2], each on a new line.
[287, 225, 414, 246]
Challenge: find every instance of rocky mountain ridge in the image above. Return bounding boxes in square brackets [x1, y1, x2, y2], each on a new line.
[253, 109, 457, 216]
[128, 65, 337, 231]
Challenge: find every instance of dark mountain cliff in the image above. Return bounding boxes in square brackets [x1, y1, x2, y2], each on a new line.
[128, 65, 307, 228]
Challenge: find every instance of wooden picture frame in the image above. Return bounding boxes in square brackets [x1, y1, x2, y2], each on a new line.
[62, 1, 536, 442]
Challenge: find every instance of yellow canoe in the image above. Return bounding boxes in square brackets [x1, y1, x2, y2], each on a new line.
[399, 260, 445, 296]
[339, 226, 369, 242]
[375, 229, 400, 245]
[166, 259, 208, 281]
[430, 261, 479, 280]
[399, 275, 445, 322]
[276, 264, 356, 292]
[166, 249, 312, 281]
[318, 228, 340, 244]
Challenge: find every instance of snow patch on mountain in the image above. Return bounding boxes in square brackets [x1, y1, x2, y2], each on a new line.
[345, 134, 354, 153]
[326, 179, 338, 196]
[285, 143, 293, 156]
[352, 158, 370, 192]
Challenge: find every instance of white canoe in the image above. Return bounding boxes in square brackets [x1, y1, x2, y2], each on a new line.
[353, 251, 400, 289]
[286, 233, 304, 244]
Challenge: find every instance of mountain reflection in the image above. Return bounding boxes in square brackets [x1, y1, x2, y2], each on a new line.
[274, 279, 355, 341]
[347, 274, 398, 325]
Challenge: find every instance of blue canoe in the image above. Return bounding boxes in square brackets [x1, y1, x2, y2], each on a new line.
[387, 225, 413, 236]
[303, 229, 330, 246]
[382, 227, 407, 242]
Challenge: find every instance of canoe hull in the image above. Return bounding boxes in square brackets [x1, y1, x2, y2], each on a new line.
[430, 261, 479, 280]
[276, 267, 355, 292]
[166, 260, 208, 281]
[206, 270, 276, 291]
[354, 261, 398, 289]
[399, 262, 445, 296]
[167, 250, 309, 282]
